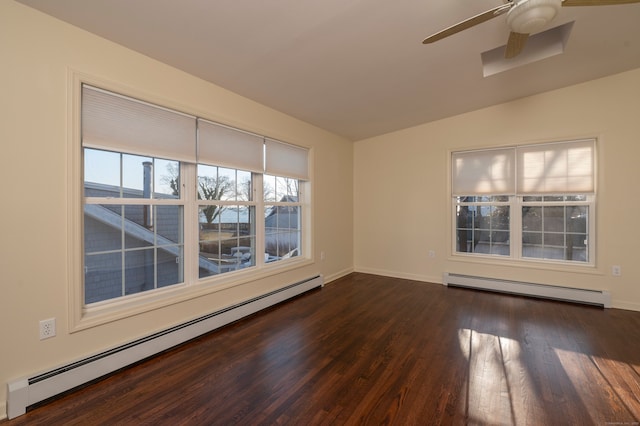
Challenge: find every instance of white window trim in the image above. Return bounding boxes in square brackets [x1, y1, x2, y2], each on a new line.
[68, 71, 313, 332]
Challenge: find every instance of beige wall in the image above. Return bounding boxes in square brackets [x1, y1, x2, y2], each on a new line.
[355, 66, 640, 312]
[0, 2, 353, 417]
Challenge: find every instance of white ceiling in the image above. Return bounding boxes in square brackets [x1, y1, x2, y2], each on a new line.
[17, 0, 640, 141]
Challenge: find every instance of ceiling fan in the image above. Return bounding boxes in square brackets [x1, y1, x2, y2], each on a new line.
[422, 0, 640, 59]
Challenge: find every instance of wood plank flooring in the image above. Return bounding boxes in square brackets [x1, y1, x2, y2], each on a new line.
[4, 273, 640, 425]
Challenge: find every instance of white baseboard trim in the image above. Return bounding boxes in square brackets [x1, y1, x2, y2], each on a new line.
[353, 266, 441, 285]
[323, 267, 354, 284]
[6, 275, 323, 420]
[611, 299, 640, 312]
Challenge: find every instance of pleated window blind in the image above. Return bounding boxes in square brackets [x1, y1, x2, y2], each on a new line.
[265, 138, 310, 181]
[82, 85, 309, 179]
[82, 85, 197, 162]
[452, 139, 595, 196]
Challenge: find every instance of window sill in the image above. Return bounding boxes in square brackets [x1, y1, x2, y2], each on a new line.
[73, 256, 314, 332]
[448, 252, 603, 276]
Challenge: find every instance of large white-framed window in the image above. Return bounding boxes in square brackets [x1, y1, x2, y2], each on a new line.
[78, 83, 310, 320]
[452, 139, 596, 265]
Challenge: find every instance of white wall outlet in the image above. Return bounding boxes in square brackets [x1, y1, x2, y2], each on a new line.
[612, 265, 622, 277]
[320, 251, 325, 261]
[428, 250, 436, 258]
[39, 318, 56, 340]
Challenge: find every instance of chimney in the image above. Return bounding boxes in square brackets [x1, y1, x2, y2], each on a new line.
[143, 161, 153, 229]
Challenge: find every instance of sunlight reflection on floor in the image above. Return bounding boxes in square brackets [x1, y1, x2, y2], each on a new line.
[458, 328, 545, 425]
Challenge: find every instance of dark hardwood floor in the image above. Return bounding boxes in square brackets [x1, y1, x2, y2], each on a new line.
[4, 273, 640, 425]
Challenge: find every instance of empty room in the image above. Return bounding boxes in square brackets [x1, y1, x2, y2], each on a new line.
[2, 0, 640, 424]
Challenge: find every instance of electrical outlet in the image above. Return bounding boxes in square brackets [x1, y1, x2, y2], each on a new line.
[39, 318, 56, 340]
[320, 251, 325, 261]
[428, 250, 436, 258]
[612, 265, 622, 277]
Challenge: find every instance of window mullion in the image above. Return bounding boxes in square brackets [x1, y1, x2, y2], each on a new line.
[512, 195, 522, 259]
[254, 173, 265, 267]
[183, 162, 198, 286]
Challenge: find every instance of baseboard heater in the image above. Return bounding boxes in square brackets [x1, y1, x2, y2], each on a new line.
[443, 273, 610, 308]
[7, 275, 323, 419]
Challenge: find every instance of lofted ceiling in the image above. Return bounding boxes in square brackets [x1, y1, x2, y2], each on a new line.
[17, 0, 640, 141]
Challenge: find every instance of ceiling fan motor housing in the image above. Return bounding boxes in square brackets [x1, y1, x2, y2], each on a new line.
[507, 0, 561, 34]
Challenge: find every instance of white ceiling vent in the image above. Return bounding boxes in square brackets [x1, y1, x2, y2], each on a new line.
[482, 21, 574, 77]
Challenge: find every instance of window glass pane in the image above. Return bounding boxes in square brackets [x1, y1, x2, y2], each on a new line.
[566, 195, 587, 202]
[124, 249, 155, 295]
[218, 167, 237, 201]
[566, 206, 587, 234]
[265, 204, 301, 260]
[157, 247, 182, 287]
[276, 177, 288, 201]
[455, 203, 509, 256]
[523, 232, 542, 245]
[156, 205, 183, 245]
[122, 153, 152, 198]
[264, 175, 277, 202]
[491, 206, 510, 230]
[543, 195, 563, 202]
[197, 164, 234, 203]
[199, 204, 255, 278]
[199, 205, 222, 258]
[84, 204, 122, 253]
[84, 196, 185, 303]
[84, 149, 181, 201]
[84, 148, 120, 197]
[456, 195, 509, 203]
[85, 252, 122, 304]
[544, 233, 565, 246]
[264, 175, 299, 202]
[543, 206, 564, 232]
[155, 159, 180, 199]
[124, 205, 154, 248]
[237, 170, 252, 202]
[491, 231, 510, 255]
[455, 205, 473, 253]
[521, 205, 588, 262]
[523, 196, 542, 202]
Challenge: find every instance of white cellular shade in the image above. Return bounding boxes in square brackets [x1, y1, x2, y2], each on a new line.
[265, 138, 309, 180]
[82, 85, 197, 163]
[452, 148, 515, 196]
[197, 119, 264, 172]
[517, 139, 595, 194]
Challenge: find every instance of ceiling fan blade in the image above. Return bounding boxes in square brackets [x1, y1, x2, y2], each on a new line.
[505, 31, 529, 58]
[562, 0, 640, 5]
[422, 3, 512, 44]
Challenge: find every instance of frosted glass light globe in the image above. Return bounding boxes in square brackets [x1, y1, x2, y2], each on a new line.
[507, 0, 561, 34]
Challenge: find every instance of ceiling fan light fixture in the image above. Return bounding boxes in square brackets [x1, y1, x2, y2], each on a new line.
[507, 0, 561, 34]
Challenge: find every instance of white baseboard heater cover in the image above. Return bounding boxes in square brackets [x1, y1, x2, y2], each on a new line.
[7, 275, 323, 419]
[443, 273, 611, 308]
